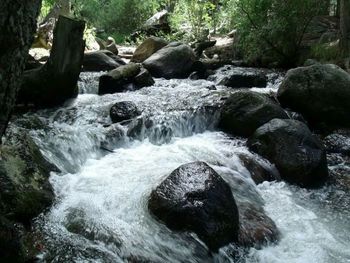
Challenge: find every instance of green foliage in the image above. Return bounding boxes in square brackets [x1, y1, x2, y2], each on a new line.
[72, 0, 162, 43]
[311, 42, 341, 62]
[170, 0, 229, 41]
[39, 0, 56, 21]
[232, 0, 326, 66]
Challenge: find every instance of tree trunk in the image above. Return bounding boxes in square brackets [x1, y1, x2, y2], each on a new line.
[337, 0, 341, 17]
[340, 0, 350, 54]
[322, 0, 330, 15]
[0, 0, 42, 142]
[18, 16, 85, 108]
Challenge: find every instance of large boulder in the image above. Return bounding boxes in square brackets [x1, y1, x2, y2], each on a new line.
[247, 119, 329, 187]
[0, 130, 57, 223]
[110, 101, 141, 123]
[277, 64, 350, 128]
[143, 42, 196, 79]
[131, 37, 168, 63]
[218, 91, 288, 137]
[218, 68, 267, 88]
[98, 63, 154, 95]
[83, 50, 125, 72]
[148, 161, 239, 251]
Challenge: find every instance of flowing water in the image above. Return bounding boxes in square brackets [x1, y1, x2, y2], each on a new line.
[15, 66, 350, 262]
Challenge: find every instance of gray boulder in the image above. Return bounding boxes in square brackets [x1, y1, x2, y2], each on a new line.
[219, 91, 288, 137]
[131, 37, 168, 63]
[278, 64, 350, 128]
[143, 42, 196, 79]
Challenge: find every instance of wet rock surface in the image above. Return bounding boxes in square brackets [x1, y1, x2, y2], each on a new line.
[248, 119, 329, 187]
[148, 161, 239, 251]
[278, 64, 350, 128]
[99, 63, 154, 95]
[238, 153, 280, 185]
[143, 42, 196, 79]
[218, 91, 288, 137]
[110, 101, 141, 123]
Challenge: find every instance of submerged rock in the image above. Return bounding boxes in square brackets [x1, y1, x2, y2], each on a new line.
[131, 37, 168, 63]
[148, 161, 239, 251]
[323, 130, 350, 155]
[99, 63, 154, 95]
[101, 124, 126, 151]
[248, 119, 329, 187]
[134, 67, 155, 88]
[277, 64, 350, 128]
[110, 101, 141, 123]
[218, 91, 288, 137]
[238, 203, 279, 248]
[143, 42, 196, 79]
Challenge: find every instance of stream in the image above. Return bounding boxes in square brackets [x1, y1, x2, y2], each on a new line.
[18, 66, 350, 262]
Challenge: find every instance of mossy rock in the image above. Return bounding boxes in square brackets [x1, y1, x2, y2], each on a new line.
[0, 130, 58, 223]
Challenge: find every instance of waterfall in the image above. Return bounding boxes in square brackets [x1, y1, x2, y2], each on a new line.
[13, 68, 349, 262]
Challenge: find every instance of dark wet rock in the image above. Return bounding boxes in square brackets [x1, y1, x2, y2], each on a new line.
[64, 208, 122, 245]
[218, 170, 279, 248]
[277, 64, 350, 128]
[99, 63, 154, 95]
[127, 117, 146, 139]
[83, 50, 125, 72]
[0, 130, 58, 223]
[238, 203, 279, 248]
[110, 101, 141, 123]
[101, 124, 126, 151]
[238, 154, 280, 185]
[218, 91, 288, 137]
[323, 130, 350, 155]
[148, 161, 239, 251]
[134, 67, 155, 88]
[0, 216, 25, 262]
[143, 42, 196, 79]
[131, 37, 168, 63]
[189, 61, 212, 80]
[12, 115, 48, 131]
[247, 119, 329, 187]
[219, 68, 267, 88]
